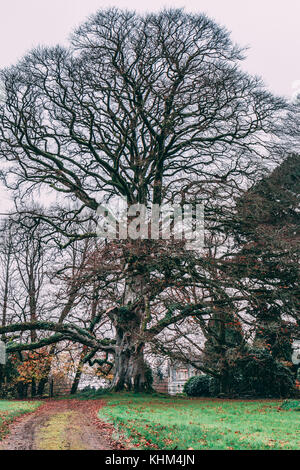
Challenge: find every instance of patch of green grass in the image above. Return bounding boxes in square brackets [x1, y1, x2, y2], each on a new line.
[36, 411, 86, 450]
[280, 400, 300, 411]
[99, 394, 300, 450]
[0, 400, 41, 440]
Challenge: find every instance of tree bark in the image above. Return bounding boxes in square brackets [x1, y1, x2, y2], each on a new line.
[71, 349, 86, 395]
[111, 305, 152, 392]
[17, 382, 28, 399]
[37, 377, 48, 396]
[110, 269, 153, 392]
[111, 331, 151, 392]
[70, 366, 83, 395]
[31, 378, 37, 398]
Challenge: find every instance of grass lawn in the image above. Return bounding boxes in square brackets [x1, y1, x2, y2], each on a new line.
[0, 400, 40, 440]
[99, 394, 300, 450]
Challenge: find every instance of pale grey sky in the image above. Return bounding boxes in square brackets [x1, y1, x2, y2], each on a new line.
[0, 0, 299, 97]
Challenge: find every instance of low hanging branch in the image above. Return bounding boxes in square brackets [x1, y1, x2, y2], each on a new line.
[0, 321, 116, 354]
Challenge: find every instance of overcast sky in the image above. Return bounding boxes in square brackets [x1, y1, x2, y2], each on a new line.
[0, 0, 299, 212]
[0, 0, 299, 97]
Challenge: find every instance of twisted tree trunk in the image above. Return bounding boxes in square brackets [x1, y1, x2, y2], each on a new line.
[110, 267, 152, 392]
[111, 323, 150, 392]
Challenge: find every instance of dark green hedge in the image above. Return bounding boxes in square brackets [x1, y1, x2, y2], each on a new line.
[184, 375, 211, 397]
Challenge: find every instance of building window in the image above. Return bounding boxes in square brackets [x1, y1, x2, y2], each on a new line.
[177, 369, 188, 380]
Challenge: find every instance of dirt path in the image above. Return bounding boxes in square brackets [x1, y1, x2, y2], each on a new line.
[0, 400, 125, 450]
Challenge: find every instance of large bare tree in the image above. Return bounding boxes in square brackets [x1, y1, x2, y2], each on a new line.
[0, 9, 285, 391]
